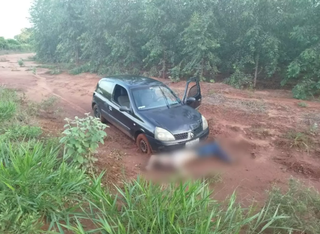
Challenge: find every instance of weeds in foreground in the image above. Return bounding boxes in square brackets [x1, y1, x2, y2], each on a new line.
[266, 179, 320, 233]
[0, 138, 89, 233]
[67, 178, 290, 234]
[0, 87, 18, 121]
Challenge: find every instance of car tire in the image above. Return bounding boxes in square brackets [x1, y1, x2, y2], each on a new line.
[136, 133, 152, 154]
[93, 104, 107, 123]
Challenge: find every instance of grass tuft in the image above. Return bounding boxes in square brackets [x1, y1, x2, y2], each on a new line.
[0, 87, 18, 121]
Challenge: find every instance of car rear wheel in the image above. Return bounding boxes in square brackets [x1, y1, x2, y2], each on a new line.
[93, 104, 107, 123]
[136, 133, 152, 154]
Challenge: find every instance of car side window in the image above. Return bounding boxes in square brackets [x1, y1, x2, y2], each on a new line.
[99, 81, 114, 100]
[112, 84, 131, 108]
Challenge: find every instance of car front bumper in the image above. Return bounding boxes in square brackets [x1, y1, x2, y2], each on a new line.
[146, 128, 209, 153]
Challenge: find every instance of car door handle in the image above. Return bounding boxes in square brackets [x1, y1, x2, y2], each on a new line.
[109, 106, 112, 111]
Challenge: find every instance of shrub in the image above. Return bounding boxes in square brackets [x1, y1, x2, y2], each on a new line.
[225, 69, 253, 89]
[18, 59, 24, 67]
[292, 81, 315, 100]
[69, 63, 91, 75]
[60, 113, 107, 167]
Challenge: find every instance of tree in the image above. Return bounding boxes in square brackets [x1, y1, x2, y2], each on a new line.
[0, 37, 8, 50]
[14, 28, 34, 45]
[282, 0, 320, 99]
[224, 0, 281, 87]
[180, 11, 220, 81]
[29, 0, 320, 98]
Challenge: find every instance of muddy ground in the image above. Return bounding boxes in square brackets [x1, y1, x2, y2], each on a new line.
[1, 53, 320, 205]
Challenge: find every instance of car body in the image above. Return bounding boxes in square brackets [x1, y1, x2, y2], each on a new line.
[92, 75, 209, 153]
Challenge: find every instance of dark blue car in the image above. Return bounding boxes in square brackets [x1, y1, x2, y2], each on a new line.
[92, 76, 209, 153]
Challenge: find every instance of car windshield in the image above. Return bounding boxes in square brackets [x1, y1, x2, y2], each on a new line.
[132, 86, 181, 110]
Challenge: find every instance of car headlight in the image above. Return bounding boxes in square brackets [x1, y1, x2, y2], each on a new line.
[155, 127, 175, 141]
[202, 115, 208, 130]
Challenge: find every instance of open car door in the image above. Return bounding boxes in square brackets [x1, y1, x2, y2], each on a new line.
[182, 77, 202, 109]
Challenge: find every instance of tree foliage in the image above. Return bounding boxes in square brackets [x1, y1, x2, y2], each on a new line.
[0, 28, 34, 52]
[30, 0, 320, 99]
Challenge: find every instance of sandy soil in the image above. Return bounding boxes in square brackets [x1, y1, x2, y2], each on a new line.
[1, 53, 320, 205]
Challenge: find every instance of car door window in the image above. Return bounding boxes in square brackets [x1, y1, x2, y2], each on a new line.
[183, 77, 202, 109]
[98, 81, 114, 100]
[113, 84, 131, 108]
[187, 84, 199, 98]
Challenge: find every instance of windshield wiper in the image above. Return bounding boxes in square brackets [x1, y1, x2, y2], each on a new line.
[159, 87, 170, 109]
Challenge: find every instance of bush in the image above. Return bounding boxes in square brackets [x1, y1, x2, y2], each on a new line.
[225, 69, 253, 89]
[18, 59, 24, 67]
[60, 113, 107, 167]
[292, 80, 320, 100]
[69, 63, 91, 75]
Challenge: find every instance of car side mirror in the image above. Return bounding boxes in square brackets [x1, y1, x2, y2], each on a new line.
[186, 97, 196, 105]
[119, 106, 131, 113]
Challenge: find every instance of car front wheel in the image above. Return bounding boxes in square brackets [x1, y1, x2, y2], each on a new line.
[136, 133, 152, 154]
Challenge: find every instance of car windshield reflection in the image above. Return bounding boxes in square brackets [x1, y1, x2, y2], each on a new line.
[132, 86, 181, 110]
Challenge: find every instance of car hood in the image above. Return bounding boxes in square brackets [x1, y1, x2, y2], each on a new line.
[140, 105, 202, 134]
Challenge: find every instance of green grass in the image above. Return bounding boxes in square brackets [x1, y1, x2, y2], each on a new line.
[65, 178, 291, 234]
[0, 87, 18, 121]
[0, 138, 89, 233]
[1, 124, 42, 140]
[265, 179, 320, 233]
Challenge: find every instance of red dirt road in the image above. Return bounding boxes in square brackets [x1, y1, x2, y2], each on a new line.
[1, 53, 320, 205]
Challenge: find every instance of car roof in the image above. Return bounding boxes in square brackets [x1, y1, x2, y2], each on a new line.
[100, 75, 163, 88]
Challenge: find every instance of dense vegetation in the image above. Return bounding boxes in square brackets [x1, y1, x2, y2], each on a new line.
[30, 0, 320, 99]
[0, 29, 33, 52]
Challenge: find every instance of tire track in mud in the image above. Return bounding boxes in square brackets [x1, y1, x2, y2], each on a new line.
[33, 74, 88, 115]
